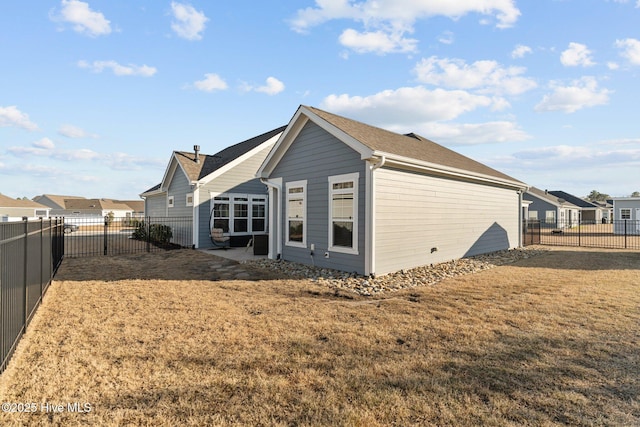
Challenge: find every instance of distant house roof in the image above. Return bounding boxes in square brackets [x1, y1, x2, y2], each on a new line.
[0, 194, 50, 209]
[526, 187, 580, 208]
[33, 194, 85, 210]
[259, 106, 526, 189]
[174, 125, 287, 182]
[547, 190, 599, 209]
[64, 198, 132, 211]
[115, 200, 144, 212]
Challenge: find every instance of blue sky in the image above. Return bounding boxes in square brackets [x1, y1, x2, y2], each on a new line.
[1, 0, 639, 201]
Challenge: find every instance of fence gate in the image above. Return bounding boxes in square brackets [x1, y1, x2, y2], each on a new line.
[63, 216, 193, 258]
[522, 220, 541, 246]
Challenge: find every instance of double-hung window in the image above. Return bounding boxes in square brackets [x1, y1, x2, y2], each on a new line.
[286, 181, 306, 247]
[328, 173, 358, 254]
[621, 208, 631, 220]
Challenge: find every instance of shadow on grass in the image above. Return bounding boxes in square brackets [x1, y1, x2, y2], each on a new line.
[513, 249, 640, 271]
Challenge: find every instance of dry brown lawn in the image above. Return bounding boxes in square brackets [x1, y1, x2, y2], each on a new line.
[1, 247, 639, 426]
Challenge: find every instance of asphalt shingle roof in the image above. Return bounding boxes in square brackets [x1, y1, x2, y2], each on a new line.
[176, 126, 286, 182]
[307, 106, 524, 185]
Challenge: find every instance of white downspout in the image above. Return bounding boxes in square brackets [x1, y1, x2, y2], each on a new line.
[261, 178, 282, 259]
[366, 155, 386, 276]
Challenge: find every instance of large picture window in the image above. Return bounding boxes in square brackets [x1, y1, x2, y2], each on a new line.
[286, 181, 306, 247]
[211, 193, 267, 235]
[328, 173, 358, 254]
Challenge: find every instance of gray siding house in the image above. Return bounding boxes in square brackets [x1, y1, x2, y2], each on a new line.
[140, 126, 285, 248]
[257, 105, 528, 276]
[0, 194, 50, 221]
[524, 187, 580, 228]
[612, 197, 640, 235]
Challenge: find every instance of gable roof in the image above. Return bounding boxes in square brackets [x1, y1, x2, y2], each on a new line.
[526, 187, 580, 208]
[155, 126, 286, 193]
[63, 198, 133, 211]
[0, 194, 50, 209]
[547, 190, 599, 209]
[176, 126, 286, 182]
[33, 194, 85, 209]
[259, 105, 527, 190]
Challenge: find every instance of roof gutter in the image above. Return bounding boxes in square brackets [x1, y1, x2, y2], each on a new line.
[369, 155, 386, 171]
[372, 151, 527, 191]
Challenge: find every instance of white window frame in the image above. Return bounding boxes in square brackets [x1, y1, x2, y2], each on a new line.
[285, 180, 307, 248]
[328, 173, 359, 254]
[211, 193, 268, 236]
[168, 196, 174, 208]
[620, 208, 631, 220]
[251, 196, 267, 233]
[528, 211, 538, 220]
[186, 193, 194, 207]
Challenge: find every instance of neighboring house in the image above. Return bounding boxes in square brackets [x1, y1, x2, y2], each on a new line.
[524, 187, 580, 228]
[114, 200, 145, 219]
[591, 200, 613, 223]
[33, 194, 139, 219]
[547, 190, 605, 224]
[140, 126, 286, 249]
[0, 194, 50, 221]
[62, 198, 134, 219]
[257, 105, 528, 277]
[33, 194, 85, 216]
[612, 197, 640, 235]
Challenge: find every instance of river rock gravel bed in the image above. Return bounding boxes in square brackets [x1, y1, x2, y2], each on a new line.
[244, 247, 547, 296]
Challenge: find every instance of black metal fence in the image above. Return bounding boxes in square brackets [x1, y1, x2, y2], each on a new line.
[525, 219, 640, 249]
[64, 216, 193, 258]
[1, 218, 64, 373]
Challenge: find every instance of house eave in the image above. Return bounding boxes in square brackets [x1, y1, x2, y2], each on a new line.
[370, 151, 528, 190]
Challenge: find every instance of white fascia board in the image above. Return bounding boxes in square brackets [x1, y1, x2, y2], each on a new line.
[201, 132, 282, 186]
[257, 106, 374, 178]
[371, 151, 528, 191]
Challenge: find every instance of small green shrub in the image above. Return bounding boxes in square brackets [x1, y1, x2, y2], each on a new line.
[133, 221, 173, 245]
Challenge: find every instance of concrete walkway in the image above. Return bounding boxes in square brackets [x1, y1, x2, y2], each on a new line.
[199, 246, 268, 263]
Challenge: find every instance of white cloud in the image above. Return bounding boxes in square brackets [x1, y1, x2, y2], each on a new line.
[510, 143, 640, 169]
[535, 77, 611, 113]
[170, 2, 208, 41]
[0, 106, 38, 131]
[291, 0, 520, 32]
[254, 77, 285, 95]
[58, 124, 98, 138]
[560, 42, 595, 67]
[607, 61, 620, 70]
[408, 121, 531, 145]
[438, 31, 454, 45]
[511, 44, 532, 58]
[51, 0, 111, 37]
[290, 0, 519, 54]
[77, 60, 157, 77]
[193, 73, 228, 92]
[33, 138, 56, 150]
[615, 38, 640, 65]
[414, 56, 537, 96]
[339, 28, 417, 54]
[321, 86, 496, 125]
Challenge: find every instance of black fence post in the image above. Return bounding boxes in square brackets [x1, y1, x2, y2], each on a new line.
[146, 217, 151, 253]
[40, 218, 44, 299]
[624, 220, 627, 249]
[104, 215, 109, 256]
[22, 217, 28, 333]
